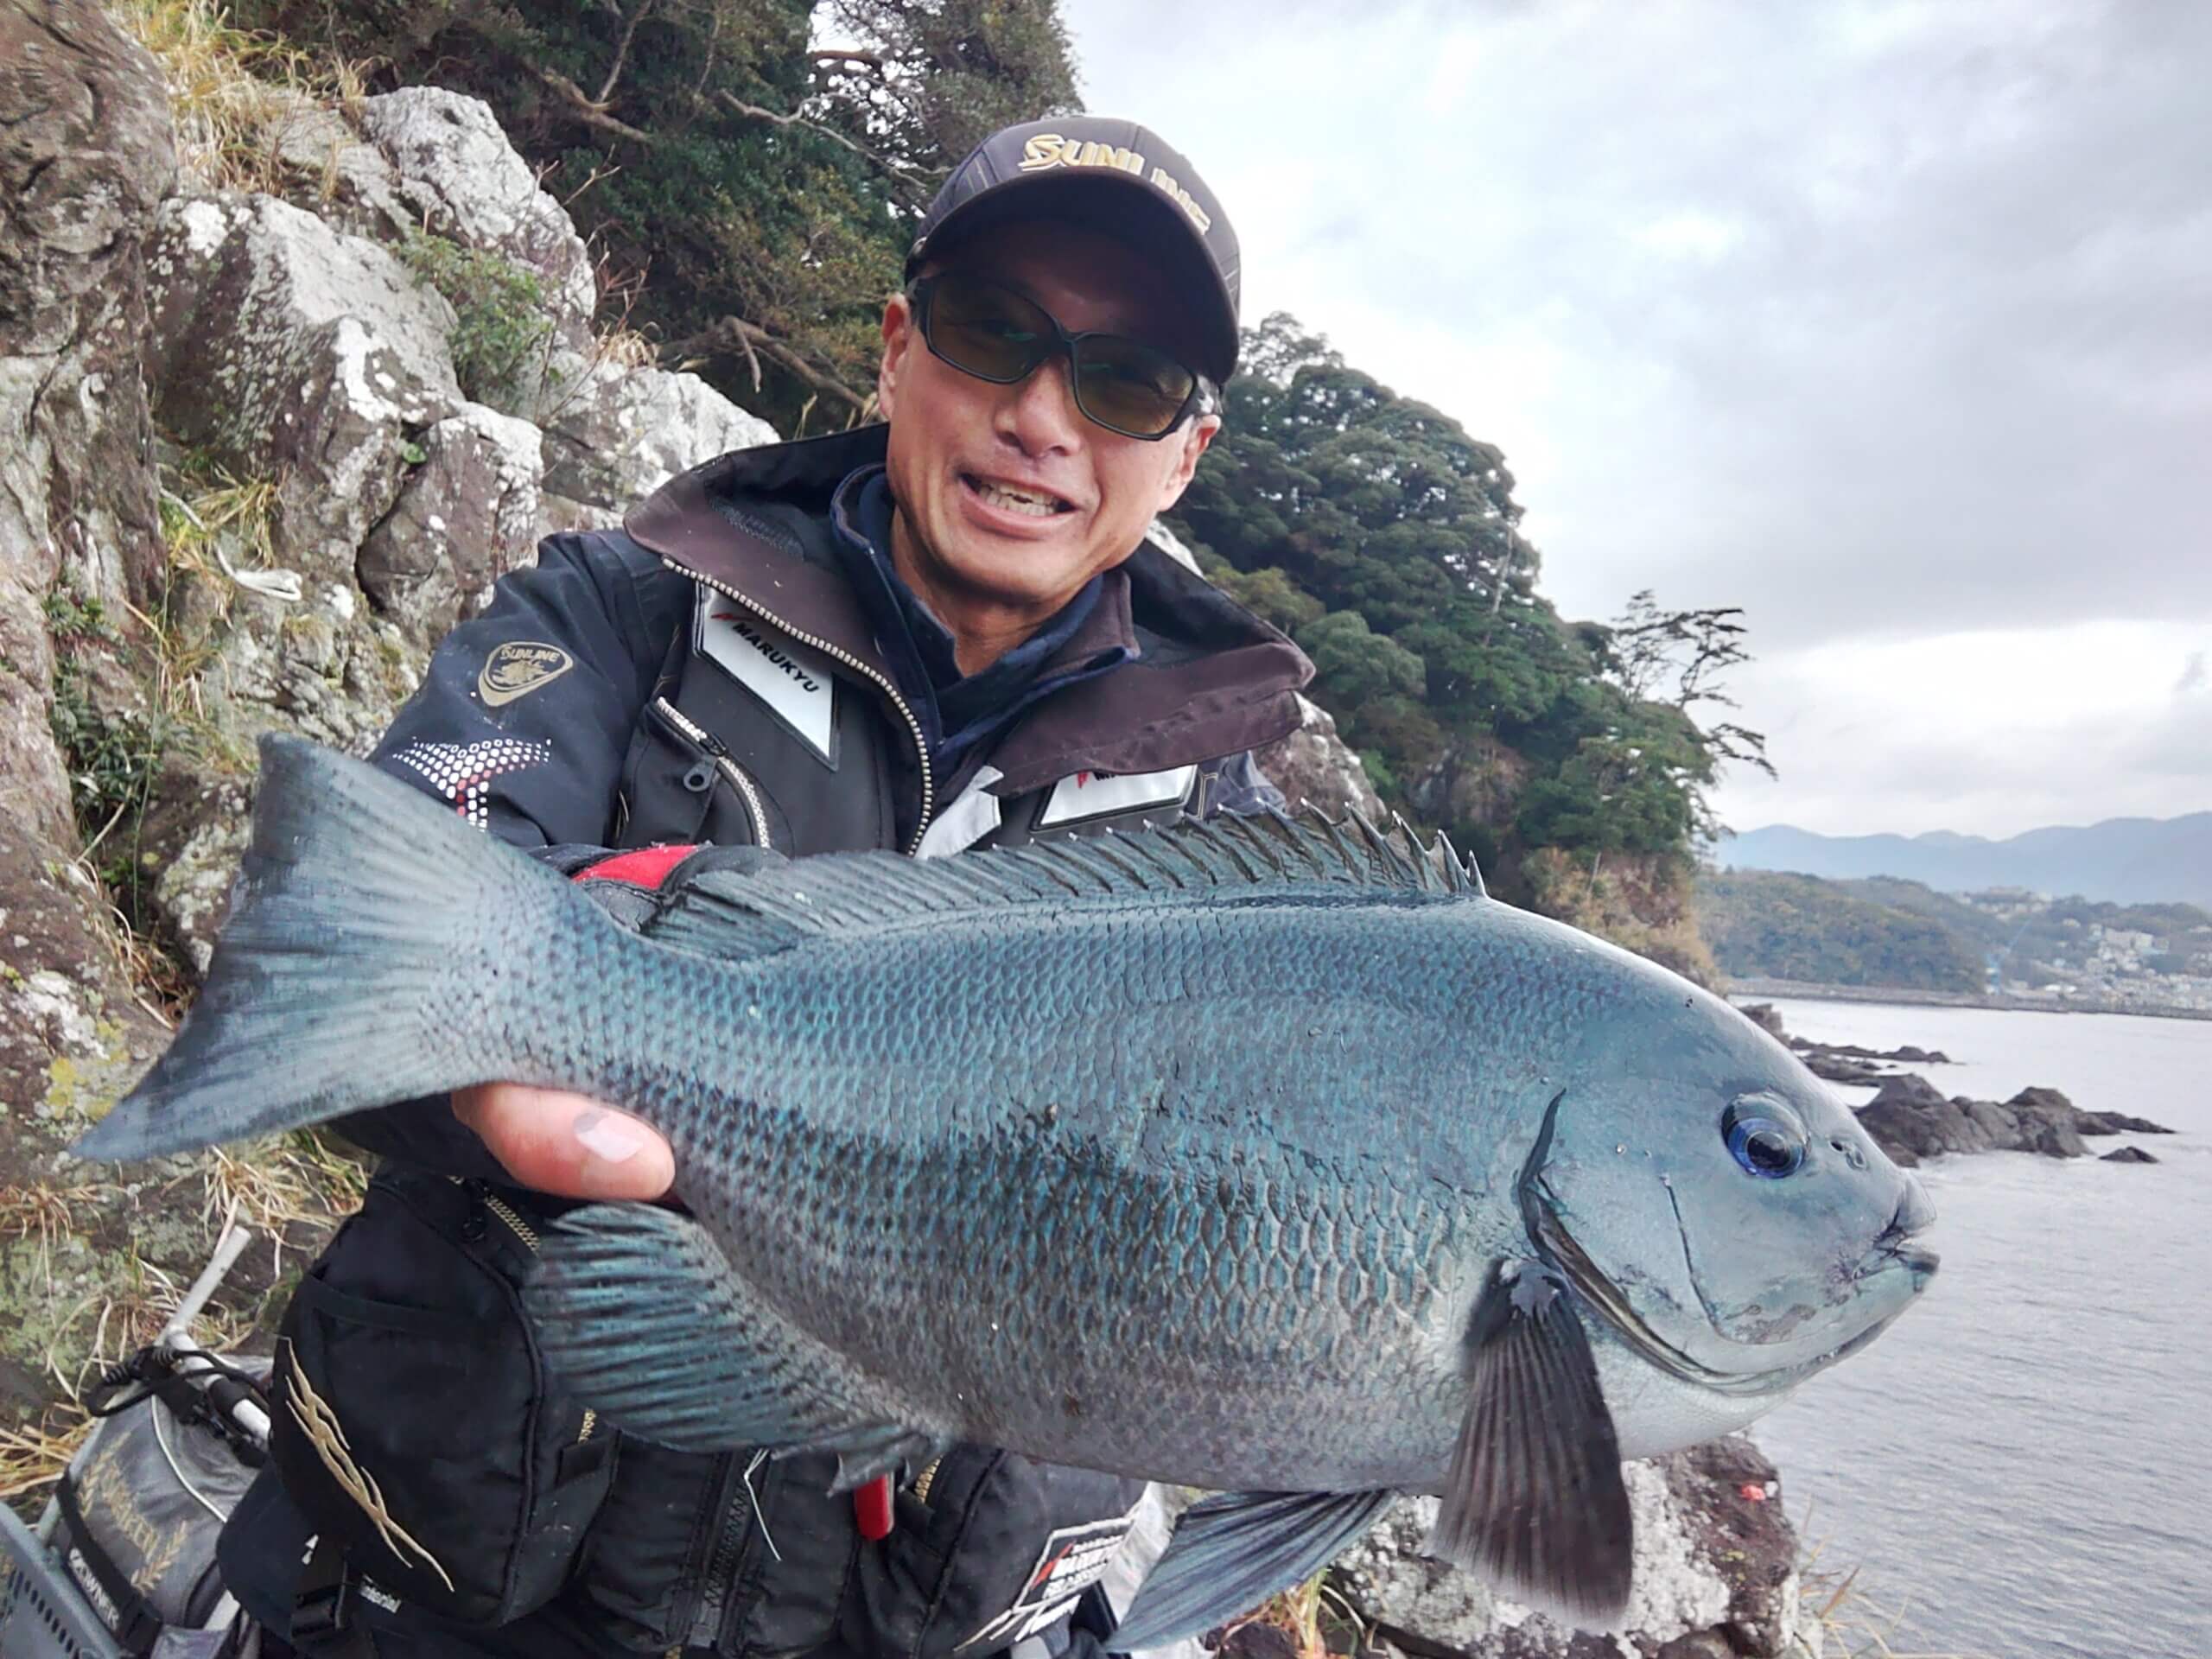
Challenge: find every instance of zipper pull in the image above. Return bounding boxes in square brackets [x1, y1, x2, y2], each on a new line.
[459, 1178, 490, 1243]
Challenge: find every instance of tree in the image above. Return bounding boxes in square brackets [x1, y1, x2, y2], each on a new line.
[1592, 590, 1777, 838]
[1168, 311, 1775, 887]
[1298, 610, 1426, 718]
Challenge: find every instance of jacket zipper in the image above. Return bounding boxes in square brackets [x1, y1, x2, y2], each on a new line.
[910, 1455, 944, 1505]
[455, 1181, 593, 1445]
[650, 696, 772, 850]
[668, 559, 935, 853]
[689, 1463, 752, 1648]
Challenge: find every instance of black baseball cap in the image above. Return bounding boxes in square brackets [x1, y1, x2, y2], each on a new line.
[906, 117, 1243, 385]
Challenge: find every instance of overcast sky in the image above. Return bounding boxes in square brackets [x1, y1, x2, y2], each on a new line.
[1059, 0, 2210, 838]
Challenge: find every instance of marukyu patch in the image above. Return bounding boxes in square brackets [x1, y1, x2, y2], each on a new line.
[1035, 764, 1196, 829]
[696, 592, 837, 763]
[391, 738, 550, 831]
[958, 1514, 1139, 1651]
[478, 641, 574, 707]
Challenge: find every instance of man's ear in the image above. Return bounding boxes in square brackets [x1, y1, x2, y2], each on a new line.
[1154, 412, 1221, 512]
[878, 292, 916, 421]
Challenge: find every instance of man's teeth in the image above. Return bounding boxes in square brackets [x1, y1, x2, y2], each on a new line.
[975, 479, 1063, 517]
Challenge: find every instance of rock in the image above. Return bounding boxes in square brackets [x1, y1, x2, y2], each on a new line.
[1789, 1038, 1950, 1065]
[358, 89, 598, 372]
[2003, 1098, 2088, 1159]
[145, 191, 462, 483]
[1802, 1052, 1886, 1085]
[537, 358, 774, 513]
[0, 0, 175, 1122]
[1215, 1623, 1303, 1659]
[357, 403, 544, 638]
[1331, 1438, 1807, 1658]
[1856, 1074, 1991, 1162]
[2, 0, 176, 613]
[1146, 517, 1205, 575]
[1738, 1003, 1786, 1039]
[260, 97, 416, 245]
[1255, 695, 1387, 823]
[2101, 1146, 2158, 1164]
[2076, 1110, 2174, 1135]
[1857, 1073, 2099, 1162]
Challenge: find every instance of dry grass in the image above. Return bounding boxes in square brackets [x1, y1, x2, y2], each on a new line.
[113, 0, 368, 194]
[0, 1408, 92, 1503]
[187, 1132, 365, 1280]
[158, 469, 281, 588]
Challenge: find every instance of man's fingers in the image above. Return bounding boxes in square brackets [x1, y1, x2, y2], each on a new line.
[453, 1084, 675, 1200]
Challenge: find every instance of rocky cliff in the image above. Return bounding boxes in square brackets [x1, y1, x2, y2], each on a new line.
[0, 0, 769, 1459]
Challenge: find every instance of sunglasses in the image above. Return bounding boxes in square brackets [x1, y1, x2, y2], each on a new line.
[907, 271, 1215, 442]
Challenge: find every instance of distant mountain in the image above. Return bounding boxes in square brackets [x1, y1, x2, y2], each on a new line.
[1714, 813, 2212, 908]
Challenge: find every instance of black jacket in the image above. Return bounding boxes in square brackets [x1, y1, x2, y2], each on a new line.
[224, 427, 1311, 1658]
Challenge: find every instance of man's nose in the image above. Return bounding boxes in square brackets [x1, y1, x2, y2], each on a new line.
[997, 353, 1085, 455]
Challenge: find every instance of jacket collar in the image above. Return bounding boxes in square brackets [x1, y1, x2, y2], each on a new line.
[624, 426, 1313, 792]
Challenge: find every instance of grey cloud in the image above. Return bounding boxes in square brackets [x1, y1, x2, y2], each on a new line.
[1066, 0, 2212, 647]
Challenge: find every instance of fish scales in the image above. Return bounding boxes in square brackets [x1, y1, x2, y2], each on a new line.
[571, 899, 1527, 1491]
[76, 737, 1936, 1636]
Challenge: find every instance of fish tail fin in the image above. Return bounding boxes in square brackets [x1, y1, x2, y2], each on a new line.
[73, 733, 582, 1161]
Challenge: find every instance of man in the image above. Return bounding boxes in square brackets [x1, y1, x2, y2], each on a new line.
[218, 117, 1311, 1659]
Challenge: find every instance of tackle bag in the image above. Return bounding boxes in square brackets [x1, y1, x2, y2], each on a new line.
[0, 1344, 269, 1658]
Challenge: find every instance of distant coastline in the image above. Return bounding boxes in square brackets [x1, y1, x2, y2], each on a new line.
[1724, 976, 2212, 1023]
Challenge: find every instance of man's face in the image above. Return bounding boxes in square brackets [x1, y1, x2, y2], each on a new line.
[877, 219, 1220, 628]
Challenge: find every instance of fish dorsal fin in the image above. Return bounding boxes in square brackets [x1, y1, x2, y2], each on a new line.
[645, 810, 1483, 959]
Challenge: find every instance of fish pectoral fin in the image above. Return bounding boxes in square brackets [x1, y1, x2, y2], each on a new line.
[1429, 1257, 1633, 1623]
[1108, 1488, 1395, 1653]
[526, 1203, 910, 1456]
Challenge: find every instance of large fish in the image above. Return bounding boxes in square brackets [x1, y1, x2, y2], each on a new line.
[75, 736, 1937, 1648]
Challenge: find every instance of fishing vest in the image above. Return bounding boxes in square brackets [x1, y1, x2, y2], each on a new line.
[613, 578, 1228, 865]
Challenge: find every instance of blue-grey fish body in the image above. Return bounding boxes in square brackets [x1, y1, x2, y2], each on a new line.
[77, 738, 1936, 1638]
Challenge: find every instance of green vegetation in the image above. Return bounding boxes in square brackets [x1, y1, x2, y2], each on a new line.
[398, 232, 552, 404]
[1696, 871, 1985, 991]
[43, 582, 168, 916]
[1173, 315, 1770, 893]
[235, 0, 1079, 435]
[1698, 865, 2212, 991]
[1840, 877, 2212, 984]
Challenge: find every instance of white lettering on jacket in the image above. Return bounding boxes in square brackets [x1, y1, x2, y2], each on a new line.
[1036, 765, 1197, 829]
[696, 593, 837, 761]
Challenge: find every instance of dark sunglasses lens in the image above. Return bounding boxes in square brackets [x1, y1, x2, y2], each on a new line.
[927, 278, 1050, 381]
[1073, 339, 1196, 437]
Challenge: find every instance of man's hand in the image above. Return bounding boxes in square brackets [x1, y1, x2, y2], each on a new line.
[454, 1083, 675, 1200]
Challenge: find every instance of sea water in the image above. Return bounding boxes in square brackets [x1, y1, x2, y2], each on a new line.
[1749, 998, 2210, 1659]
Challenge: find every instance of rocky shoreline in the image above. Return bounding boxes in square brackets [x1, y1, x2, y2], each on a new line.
[1738, 1005, 2175, 1166]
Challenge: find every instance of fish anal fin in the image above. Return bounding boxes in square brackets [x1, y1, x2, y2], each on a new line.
[1109, 1488, 1395, 1653]
[1429, 1258, 1633, 1624]
[525, 1204, 940, 1463]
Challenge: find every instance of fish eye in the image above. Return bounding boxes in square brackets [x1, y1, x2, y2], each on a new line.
[1722, 1097, 1808, 1179]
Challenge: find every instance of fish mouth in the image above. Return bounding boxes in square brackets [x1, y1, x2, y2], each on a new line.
[1515, 1092, 1908, 1398]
